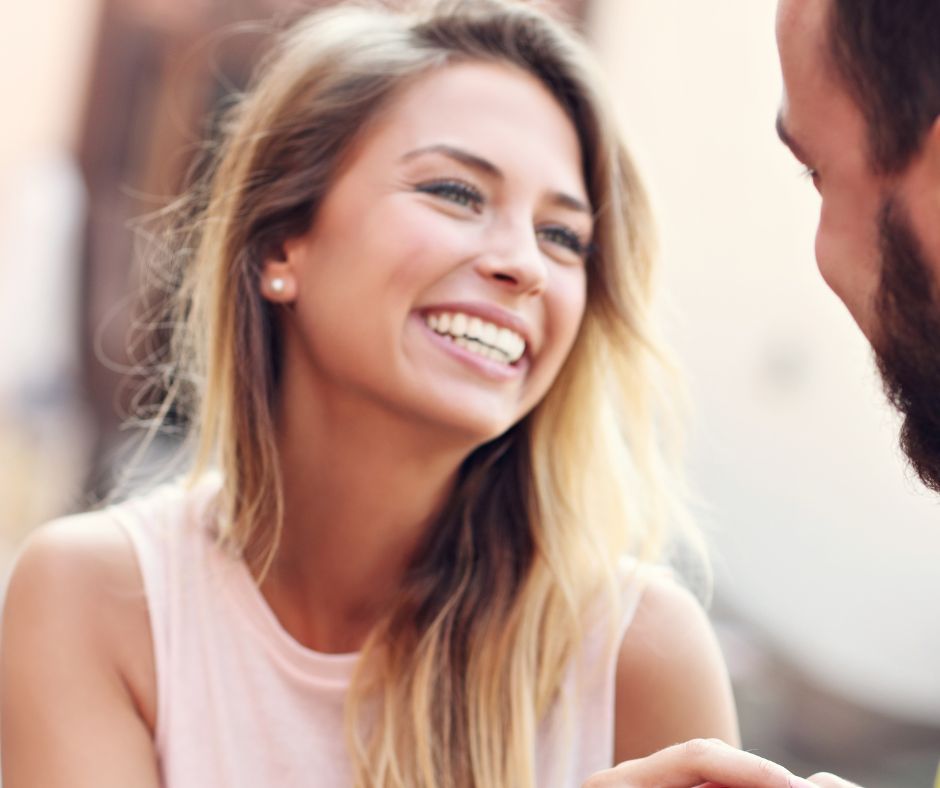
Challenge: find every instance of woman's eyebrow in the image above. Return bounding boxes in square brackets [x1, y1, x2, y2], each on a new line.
[402, 143, 502, 179]
[401, 143, 593, 216]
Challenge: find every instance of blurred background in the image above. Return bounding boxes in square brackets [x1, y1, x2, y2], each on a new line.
[1, 0, 937, 784]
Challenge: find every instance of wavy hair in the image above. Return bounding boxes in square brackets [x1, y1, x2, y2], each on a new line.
[149, 1, 692, 785]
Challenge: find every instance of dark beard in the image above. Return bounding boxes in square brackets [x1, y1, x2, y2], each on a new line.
[873, 197, 940, 492]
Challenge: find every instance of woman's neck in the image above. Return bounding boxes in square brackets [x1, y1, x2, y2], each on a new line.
[259, 392, 472, 654]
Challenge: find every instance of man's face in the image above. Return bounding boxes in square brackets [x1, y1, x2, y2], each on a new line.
[776, 0, 940, 489]
[775, 0, 888, 339]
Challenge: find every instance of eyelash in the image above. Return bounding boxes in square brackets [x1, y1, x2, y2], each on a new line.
[416, 178, 591, 260]
[537, 225, 590, 258]
[801, 165, 820, 183]
[415, 179, 484, 211]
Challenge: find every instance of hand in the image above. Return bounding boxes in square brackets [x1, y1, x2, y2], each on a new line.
[582, 738, 820, 788]
[807, 774, 862, 787]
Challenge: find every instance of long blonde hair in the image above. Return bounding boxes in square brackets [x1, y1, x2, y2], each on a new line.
[152, 1, 691, 785]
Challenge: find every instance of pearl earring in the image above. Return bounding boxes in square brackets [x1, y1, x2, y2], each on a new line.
[269, 277, 286, 295]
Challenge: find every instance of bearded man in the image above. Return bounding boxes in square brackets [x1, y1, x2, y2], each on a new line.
[587, 1, 939, 786]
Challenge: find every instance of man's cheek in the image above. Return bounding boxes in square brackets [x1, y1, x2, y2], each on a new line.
[814, 220, 843, 294]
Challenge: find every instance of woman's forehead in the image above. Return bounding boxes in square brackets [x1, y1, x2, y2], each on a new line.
[348, 61, 589, 197]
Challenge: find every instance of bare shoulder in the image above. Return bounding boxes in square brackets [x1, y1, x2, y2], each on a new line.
[9, 508, 141, 589]
[5, 508, 155, 701]
[5, 509, 150, 654]
[2, 509, 159, 787]
[613, 569, 739, 763]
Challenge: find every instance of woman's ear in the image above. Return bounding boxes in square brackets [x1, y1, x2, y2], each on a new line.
[260, 236, 305, 303]
[260, 262, 297, 303]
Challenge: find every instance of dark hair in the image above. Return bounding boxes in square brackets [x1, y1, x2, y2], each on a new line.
[828, 0, 940, 173]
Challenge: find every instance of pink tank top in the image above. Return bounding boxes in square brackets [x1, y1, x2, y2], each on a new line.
[111, 476, 650, 787]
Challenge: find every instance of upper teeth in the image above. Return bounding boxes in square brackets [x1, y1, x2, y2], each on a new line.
[425, 312, 526, 364]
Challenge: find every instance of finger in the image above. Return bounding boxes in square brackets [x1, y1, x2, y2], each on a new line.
[585, 738, 816, 788]
[807, 773, 862, 787]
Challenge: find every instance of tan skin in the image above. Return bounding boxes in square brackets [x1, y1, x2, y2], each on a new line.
[1, 61, 825, 788]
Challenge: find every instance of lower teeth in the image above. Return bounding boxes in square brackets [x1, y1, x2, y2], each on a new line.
[447, 334, 510, 364]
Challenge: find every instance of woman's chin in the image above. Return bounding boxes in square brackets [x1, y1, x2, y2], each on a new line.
[418, 405, 521, 453]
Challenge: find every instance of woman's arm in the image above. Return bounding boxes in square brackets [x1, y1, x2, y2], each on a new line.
[613, 572, 739, 761]
[1, 518, 161, 788]
[581, 573, 826, 788]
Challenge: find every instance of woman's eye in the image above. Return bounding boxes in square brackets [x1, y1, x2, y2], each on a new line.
[800, 165, 821, 189]
[415, 180, 484, 212]
[537, 224, 590, 260]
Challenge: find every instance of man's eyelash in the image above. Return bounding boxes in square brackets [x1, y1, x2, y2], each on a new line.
[538, 225, 591, 258]
[415, 179, 485, 210]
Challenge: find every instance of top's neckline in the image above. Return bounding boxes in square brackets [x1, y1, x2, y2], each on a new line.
[198, 476, 361, 687]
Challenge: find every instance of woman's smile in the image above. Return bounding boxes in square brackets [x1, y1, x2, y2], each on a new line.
[413, 307, 530, 383]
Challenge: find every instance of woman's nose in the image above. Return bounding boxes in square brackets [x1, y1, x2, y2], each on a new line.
[472, 224, 548, 295]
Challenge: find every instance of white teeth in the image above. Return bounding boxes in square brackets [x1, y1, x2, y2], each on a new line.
[423, 310, 526, 364]
[495, 327, 517, 358]
[467, 316, 483, 340]
[481, 322, 498, 346]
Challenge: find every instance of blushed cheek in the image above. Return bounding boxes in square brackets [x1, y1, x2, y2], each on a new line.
[387, 217, 477, 290]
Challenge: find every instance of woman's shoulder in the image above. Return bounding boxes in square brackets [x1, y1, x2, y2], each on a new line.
[6, 508, 144, 621]
[2, 510, 162, 784]
[613, 569, 739, 761]
[3, 508, 157, 731]
[619, 566, 707, 645]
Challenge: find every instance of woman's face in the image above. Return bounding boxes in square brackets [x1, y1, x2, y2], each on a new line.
[270, 60, 592, 443]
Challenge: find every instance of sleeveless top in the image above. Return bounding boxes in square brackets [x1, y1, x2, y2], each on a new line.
[109, 475, 652, 788]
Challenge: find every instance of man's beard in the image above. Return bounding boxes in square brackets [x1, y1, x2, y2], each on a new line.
[873, 197, 940, 492]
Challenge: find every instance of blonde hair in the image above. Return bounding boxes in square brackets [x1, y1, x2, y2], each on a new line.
[151, 1, 692, 785]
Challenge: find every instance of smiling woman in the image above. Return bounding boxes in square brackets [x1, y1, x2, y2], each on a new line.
[272, 59, 591, 444]
[1, 2, 762, 787]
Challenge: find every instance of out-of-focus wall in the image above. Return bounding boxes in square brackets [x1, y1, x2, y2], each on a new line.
[0, 0, 101, 168]
[586, 0, 940, 770]
[0, 1, 103, 559]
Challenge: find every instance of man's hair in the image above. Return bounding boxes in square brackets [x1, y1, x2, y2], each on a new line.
[828, 0, 940, 173]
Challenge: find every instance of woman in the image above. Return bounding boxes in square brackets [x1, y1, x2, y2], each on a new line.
[2, 1, 818, 786]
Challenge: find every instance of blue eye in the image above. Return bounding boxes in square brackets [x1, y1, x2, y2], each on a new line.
[537, 224, 590, 259]
[415, 179, 485, 212]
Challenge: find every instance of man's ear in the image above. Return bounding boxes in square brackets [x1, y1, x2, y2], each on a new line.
[906, 116, 940, 225]
[260, 236, 306, 303]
